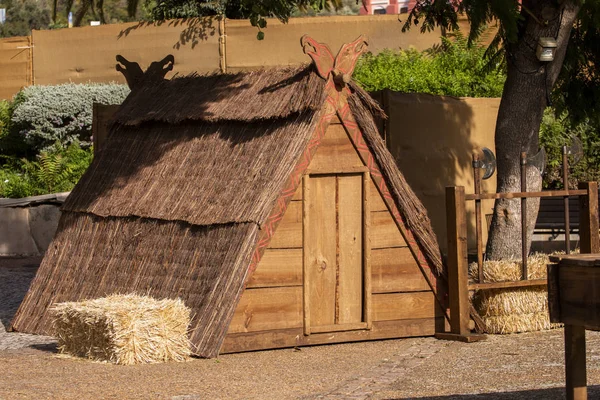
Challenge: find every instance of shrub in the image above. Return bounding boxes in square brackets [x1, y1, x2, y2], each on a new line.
[0, 142, 93, 198]
[539, 108, 600, 189]
[10, 83, 129, 152]
[353, 35, 506, 98]
[0, 100, 10, 135]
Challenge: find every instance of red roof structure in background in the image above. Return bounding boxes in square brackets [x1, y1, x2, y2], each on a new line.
[359, 0, 417, 15]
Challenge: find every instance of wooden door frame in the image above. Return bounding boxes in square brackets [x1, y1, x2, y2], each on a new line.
[302, 169, 372, 335]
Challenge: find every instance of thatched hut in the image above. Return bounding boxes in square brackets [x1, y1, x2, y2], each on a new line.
[12, 36, 448, 358]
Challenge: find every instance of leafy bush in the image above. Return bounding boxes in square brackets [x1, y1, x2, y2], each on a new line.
[10, 83, 129, 152]
[0, 142, 93, 198]
[0, 100, 10, 138]
[353, 35, 506, 98]
[539, 108, 600, 189]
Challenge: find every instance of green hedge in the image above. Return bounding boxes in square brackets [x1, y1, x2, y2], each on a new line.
[10, 83, 129, 152]
[353, 35, 505, 98]
[539, 108, 600, 189]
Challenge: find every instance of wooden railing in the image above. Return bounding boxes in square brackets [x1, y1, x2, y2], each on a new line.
[444, 181, 600, 340]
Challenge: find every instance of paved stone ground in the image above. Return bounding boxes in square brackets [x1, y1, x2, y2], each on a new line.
[0, 257, 55, 350]
[3, 257, 600, 399]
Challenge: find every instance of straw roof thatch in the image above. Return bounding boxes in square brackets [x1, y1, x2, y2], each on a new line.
[12, 64, 443, 357]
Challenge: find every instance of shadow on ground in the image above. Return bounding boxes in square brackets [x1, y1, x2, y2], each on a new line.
[388, 385, 600, 399]
[0, 257, 41, 328]
[29, 342, 58, 353]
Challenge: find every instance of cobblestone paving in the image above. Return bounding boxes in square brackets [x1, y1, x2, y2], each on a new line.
[308, 338, 449, 399]
[3, 257, 600, 399]
[0, 257, 56, 350]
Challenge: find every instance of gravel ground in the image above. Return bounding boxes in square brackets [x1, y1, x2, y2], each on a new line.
[2, 257, 600, 399]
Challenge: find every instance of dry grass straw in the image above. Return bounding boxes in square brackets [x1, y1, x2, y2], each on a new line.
[469, 253, 564, 334]
[51, 294, 191, 365]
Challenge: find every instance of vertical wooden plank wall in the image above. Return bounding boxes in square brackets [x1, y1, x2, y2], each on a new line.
[221, 119, 442, 353]
[338, 174, 364, 324]
[306, 175, 338, 328]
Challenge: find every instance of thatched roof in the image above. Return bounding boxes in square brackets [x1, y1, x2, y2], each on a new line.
[12, 64, 443, 358]
[113, 66, 326, 125]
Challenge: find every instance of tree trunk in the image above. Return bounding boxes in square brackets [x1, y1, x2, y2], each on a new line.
[486, 0, 581, 261]
[73, 0, 91, 27]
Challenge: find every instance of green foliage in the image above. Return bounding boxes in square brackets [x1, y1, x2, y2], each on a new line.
[0, 100, 10, 138]
[10, 83, 129, 152]
[353, 35, 505, 97]
[292, 0, 358, 16]
[539, 108, 600, 189]
[554, 0, 600, 134]
[0, 142, 93, 198]
[0, 0, 52, 37]
[143, 0, 344, 38]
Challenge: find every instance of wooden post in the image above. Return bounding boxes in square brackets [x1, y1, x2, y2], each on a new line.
[445, 186, 470, 336]
[579, 182, 599, 254]
[563, 148, 571, 254]
[362, 171, 372, 329]
[302, 174, 311, 336]
[473, 154, 484, 283]
[520, 152, 528, 280]
[565, 324, 587, 400]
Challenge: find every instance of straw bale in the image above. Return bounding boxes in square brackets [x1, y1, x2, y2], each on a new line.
[113, 65, 326, 126]
[468, 253, 551, 282]
[51, 294, 191, 365]
[469, 254, 563, 334]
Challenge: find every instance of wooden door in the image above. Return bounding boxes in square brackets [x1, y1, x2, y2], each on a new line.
[303, 172, 371, 334]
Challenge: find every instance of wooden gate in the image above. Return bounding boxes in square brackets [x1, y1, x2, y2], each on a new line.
[303, 172, 371, 334]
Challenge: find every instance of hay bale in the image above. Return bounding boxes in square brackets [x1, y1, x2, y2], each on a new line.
[469, 253, 563, 334]
[51, 294, 191, 365]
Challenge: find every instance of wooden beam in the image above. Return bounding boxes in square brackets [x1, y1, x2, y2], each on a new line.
[221, 318, 442, 354]
[302, 174, 311, 335]
[468, 279, 547, 291]
[465, 189, 587, 201]
[579, 182, 599, 254]
[310, 322, 368, 334]
[564, 324, 587, 400]
[363, 171, 372, 329]
[446, 186, 470, 336]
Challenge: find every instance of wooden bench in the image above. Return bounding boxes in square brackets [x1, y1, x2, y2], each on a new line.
[535, 196, 581, 233]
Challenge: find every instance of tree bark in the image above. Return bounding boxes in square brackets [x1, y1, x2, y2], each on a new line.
[486, 0, 581, 261]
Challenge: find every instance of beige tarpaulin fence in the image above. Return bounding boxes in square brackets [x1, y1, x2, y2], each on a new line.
[0, 14, 457, 99]
[224, 15, 443, 71]
[382, 91, 500, 252]
[0, 36, 32, 100]
[31, 19, 222, 86]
